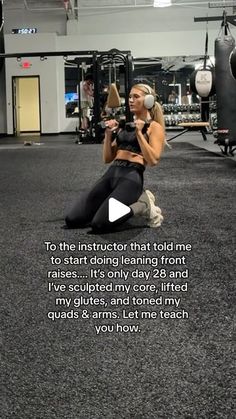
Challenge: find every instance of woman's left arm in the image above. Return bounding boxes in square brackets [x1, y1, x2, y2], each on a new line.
[136, 121, 165, 166]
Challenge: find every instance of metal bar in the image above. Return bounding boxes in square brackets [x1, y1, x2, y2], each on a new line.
[77, 61, 82, 131]
[93, 52, 101, 142]
[167, 129, 188, 142]
[194, 15, 236, 22]
[125, 52, 133, 122]
[200, 129, 208, 141]
[0, 50, 131, 59]
[176, 1, 235, 5]
[195, 16, 223, 22]
[0, 50, 96, 59]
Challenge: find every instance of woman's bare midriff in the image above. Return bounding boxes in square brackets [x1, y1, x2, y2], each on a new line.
[114, 149, 145, 166]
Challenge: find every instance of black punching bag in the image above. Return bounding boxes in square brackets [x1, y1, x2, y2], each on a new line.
[0, 0, 4, 71]
[215, 17, 236, 150]
[229, 47, 236, 80]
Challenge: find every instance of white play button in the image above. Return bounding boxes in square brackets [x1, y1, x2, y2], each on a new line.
[108, 198, 131, 222]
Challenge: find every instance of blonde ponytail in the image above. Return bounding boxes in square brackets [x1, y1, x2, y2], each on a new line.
[150, 101, 165, 132]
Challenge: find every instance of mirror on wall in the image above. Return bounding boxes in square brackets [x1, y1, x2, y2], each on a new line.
[64, 62, 79, 118]
[132, 55, 216, 128]
[64, 55, 217, 131]
[132, 55, 213, 105]
[64, 58, 127, 120]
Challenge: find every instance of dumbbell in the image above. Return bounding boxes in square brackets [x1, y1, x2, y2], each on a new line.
[98, 120, 150, 132]
[125, 121, 151, 132]
[97, 119, 125, 130]
[97, 120, 109, 130]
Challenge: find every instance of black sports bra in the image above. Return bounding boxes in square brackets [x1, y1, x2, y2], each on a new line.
[116, 123, 150, 154]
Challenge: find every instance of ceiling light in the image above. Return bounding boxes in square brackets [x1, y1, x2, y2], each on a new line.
[153, 0, 172, 7]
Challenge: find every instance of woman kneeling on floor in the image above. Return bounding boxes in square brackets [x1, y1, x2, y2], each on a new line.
[65, 84, 166, 232]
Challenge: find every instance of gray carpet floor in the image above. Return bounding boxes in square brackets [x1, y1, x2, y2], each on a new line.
[0, 138, 235, 419]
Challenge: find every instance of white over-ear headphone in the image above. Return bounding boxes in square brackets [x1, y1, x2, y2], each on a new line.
[142, 84, 155, 109]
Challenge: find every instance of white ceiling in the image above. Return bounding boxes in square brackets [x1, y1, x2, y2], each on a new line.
[3, 0, 236, 15]
[3, 0, 236, 33]
[5, 0, 234, 8]
[2, 0, 236, 69]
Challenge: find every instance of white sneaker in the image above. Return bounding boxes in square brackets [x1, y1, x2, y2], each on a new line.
[148, 207, 164, 228]
[138, 190, 164, 228]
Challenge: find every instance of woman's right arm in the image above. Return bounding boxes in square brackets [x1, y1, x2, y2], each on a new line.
[102, 120, 119, 163]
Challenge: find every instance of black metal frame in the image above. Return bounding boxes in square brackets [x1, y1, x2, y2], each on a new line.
[0, 50, 97, 59]
[194, 15, 236, 26]
[92, 48, 133, 141]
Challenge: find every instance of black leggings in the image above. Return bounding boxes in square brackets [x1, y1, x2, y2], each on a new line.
[65, 164, 144, 231]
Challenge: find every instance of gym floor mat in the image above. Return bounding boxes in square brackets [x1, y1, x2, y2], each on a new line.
[1, 142, 235, 419]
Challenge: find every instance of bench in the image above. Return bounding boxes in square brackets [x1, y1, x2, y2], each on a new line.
[168, 122, 210, 142]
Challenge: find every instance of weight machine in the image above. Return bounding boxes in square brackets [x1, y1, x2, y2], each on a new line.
[92, 49, 133, 143]
[73, 49, 133, 143]
[0, 47, 133, 142]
